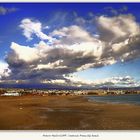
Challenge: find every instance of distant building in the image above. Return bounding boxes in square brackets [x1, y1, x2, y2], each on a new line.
[1, 92, 20, 96]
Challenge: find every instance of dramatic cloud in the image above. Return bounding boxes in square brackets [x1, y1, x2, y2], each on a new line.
[5, 24, 108, 83]
[0, 6, 18, 15]
[96, 14, 140, 63]
[97, 14, 140, 43]
[1, 14, 140, 88]
[51, 25, 104, 57]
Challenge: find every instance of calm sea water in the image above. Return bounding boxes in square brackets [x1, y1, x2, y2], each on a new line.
[87, 94, 140, 105]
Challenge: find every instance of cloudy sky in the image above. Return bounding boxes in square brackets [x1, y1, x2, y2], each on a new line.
[0, 3, 140, 89]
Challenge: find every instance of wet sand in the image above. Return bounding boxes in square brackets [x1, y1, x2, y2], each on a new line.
[0, 95, 140, 130]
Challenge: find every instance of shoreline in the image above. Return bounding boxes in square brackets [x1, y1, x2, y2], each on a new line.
[85, 94, 140, 106]
[0, 95, 140, 130]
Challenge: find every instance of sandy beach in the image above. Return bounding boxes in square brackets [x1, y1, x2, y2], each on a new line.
[0, 95, 140, 130]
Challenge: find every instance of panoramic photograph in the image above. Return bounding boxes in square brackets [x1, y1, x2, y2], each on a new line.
[1, 2, 140, 130]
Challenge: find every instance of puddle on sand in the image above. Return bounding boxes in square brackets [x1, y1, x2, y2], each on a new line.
[39, 107, 54, 112]
[39, 107, 72, 112]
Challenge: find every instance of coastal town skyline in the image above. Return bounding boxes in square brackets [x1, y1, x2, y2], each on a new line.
[0, 3, 140, 89]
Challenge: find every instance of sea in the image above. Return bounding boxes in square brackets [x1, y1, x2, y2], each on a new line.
[87, 94, 140, 105]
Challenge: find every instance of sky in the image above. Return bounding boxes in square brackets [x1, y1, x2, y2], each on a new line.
[0, 3, 140, 89]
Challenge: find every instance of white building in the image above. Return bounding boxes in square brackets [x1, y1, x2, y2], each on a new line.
[1, 92, 20, 96]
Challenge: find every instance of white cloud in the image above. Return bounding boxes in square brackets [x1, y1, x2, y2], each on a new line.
[52, 25, 104, 57]
[65, 74, 93, 87]
[34, 60, 67, 70]
[42, 79, 66, 85]
[44, 26, 50, 29]
[0, 61, 11, 79]
[19, 18, 53, 41]
[97, 14, 140, 43]
[51, 25, 96, 44]
[65, 74, 139, 88]
[96, 14, 140, 63]
[10, 42, 39, 62]
[69, 42, 103, 57]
